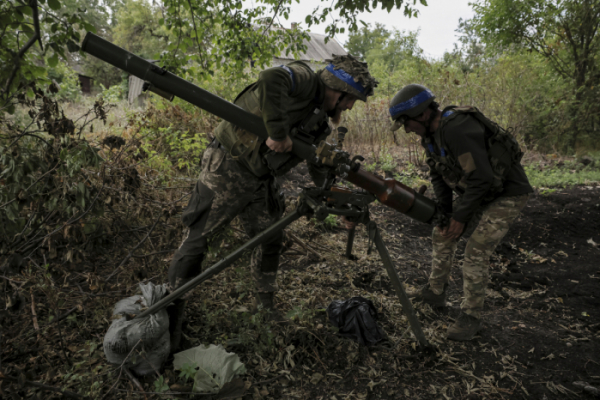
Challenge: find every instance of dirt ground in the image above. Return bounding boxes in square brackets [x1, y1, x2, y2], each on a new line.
[1, 164, 599, 400]
[369, 184, 600, 399]
[269, 165, 600, 399]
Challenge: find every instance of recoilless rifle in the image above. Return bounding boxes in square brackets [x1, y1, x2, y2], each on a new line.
[82, 33, 444, 348]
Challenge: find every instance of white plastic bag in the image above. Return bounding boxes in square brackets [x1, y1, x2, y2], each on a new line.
[173, 344, 247, 393]
[103, 282, 170, 375]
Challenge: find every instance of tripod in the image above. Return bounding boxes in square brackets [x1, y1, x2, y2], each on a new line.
[136, 186, 430, 348]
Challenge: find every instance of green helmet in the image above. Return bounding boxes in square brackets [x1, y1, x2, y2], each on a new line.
[320, 54, 378, 102]
[389, 84, 435, 131]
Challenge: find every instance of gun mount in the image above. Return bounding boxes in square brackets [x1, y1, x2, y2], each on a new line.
[82, 33, 436, 348]
[81, 32, 444, 226]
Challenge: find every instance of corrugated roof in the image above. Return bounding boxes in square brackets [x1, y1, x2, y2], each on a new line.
[279, 32, 347, 62]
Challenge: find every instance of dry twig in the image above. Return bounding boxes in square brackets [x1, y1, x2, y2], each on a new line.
[106, 213, 162, 280]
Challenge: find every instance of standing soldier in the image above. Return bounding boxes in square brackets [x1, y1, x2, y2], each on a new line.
[389, 84, 533, 341]
[168, 55, 378, 350]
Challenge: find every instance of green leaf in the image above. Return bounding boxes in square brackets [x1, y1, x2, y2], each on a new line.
[47, 53, 59, 68]
[67, 40, 80, 53]
[83, 22, 96, 33]
[20, 6, 33, 16]
[48, 0, 61, 11]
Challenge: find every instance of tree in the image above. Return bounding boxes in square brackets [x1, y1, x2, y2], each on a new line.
[469, 0, 600, 149]
[1, 0, 428, 110]
[112, 0, 170, 58]
[345, 23, 391, 60]
[346, 24, 423, 71]
[144, 0, 428, 79]
[445, 17, 487, 73]
[0, 0, 94, 112]
[365, 29, 422, 71]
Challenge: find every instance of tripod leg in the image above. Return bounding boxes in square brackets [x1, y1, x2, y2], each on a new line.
[368, 222, 430, 348]
[135, 209, 304, 320]
[345, 227, 357, 260]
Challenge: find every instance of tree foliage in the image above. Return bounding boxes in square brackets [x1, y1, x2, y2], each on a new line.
[346, 23, 422, 71]
[0, 0, 95, 113]
[1, 0, 427, 108]
[470, 0, 600, 90]
[105, 0, 427, 82]
[345, 23, 391, 60]
[469, 0, 600, 150]
[444, 18, 488, 73]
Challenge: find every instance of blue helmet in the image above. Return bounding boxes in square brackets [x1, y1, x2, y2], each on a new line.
[389, 84, 435, 131]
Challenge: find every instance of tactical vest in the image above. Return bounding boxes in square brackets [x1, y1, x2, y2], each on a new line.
[424, 106, 523, 199]
[214, 64, 331, 178]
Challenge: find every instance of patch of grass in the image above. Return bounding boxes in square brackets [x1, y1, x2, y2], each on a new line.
[379, 150, 398, 172]
[393, 171, 429, 190]
[363, 160, 377, 172]
[524, 161, 600, 188]
[312, 214, 339, 230]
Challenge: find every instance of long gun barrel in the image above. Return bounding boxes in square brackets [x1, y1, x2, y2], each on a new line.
[81, 32, 440, 224]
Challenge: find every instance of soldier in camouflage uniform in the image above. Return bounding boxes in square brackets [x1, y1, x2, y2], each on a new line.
[389, 84, 533, 341]
[167, 55, 378, 350]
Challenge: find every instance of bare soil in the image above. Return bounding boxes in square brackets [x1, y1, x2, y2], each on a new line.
[1, 165, 599, 400]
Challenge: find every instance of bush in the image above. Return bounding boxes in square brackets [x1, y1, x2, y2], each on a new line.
[121, 103, 214, 181]
[0, 94, 104, 259]
[340, 49, 595, 157]
[98, 83, 124, 103]
[47, 62, 82, 102]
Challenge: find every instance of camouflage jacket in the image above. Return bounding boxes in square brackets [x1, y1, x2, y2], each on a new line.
[214, 61, 331, 182]
[423, 108, 533, 223]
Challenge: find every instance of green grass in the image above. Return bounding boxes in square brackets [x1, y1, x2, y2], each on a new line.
[524, 161, 600, 188]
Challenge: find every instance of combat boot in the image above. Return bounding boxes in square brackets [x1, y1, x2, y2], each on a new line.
[446, 312, 482, 341]
[412, 283, 447, 307]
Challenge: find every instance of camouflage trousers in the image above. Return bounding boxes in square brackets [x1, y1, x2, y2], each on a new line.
[168, 145, 284, 293]
[429, 194, 529, 318]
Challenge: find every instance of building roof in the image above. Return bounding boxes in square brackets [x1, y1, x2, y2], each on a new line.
[278, 32, 347, 62]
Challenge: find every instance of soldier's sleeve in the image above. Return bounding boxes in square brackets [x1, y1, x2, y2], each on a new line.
[444, 115, 494, 223]
[255, 64, 318, 142]
[430, 166, 453, 214]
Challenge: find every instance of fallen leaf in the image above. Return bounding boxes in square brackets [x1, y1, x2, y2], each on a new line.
[310, 372, 323, 384]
